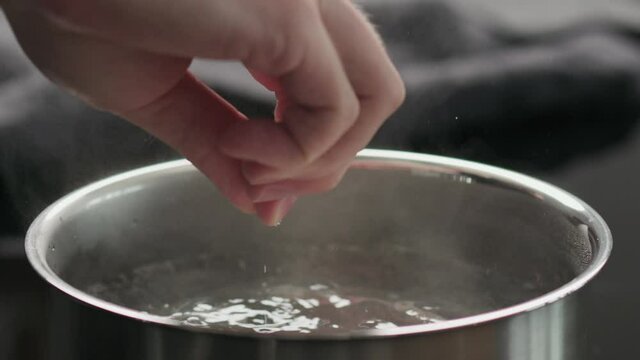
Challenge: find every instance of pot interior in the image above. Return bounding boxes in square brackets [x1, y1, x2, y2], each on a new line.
[31, 153, 603, 337]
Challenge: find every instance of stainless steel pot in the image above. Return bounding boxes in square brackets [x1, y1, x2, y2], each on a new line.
[26, 149, 611, 360]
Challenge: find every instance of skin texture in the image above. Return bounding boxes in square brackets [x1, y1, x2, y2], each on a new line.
[1, 0, 405, 225]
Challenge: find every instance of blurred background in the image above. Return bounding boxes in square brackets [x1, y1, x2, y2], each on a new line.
[1, 0, 639, 359]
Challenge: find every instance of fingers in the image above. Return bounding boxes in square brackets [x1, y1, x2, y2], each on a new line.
[37, 0, 360, 171]
[9, 7, 256, 213]
[34, 0, 267, 60]
[124, 73, 256, 214]
[309, 0, 405, 172]
[218, 3, 359, 168]
[248, 169, 348, 202]
[254, 197, 298, 227]
[18, 0, 406, 224]
[223, 0, 405, 187]
[250, 168, 348, 226]
[5, 5, 191, 113]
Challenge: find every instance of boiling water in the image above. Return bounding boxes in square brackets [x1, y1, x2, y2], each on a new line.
[86, 258, 447, 335]
[165, 282, 445, 334]
[84, 245, 547, 335]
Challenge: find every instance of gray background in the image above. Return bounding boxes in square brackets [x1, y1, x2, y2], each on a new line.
[1, 1, 639, 358]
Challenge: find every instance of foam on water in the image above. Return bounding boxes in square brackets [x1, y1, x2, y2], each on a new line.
[166, 282, 444, 334]
[88, 268, 446, 335]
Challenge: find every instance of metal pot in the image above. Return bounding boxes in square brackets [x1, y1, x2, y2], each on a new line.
[26, 149, 611, 360]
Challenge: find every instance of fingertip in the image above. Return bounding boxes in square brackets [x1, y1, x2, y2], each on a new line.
[254, 196, 297, 227]
[220, 184, 256, 215]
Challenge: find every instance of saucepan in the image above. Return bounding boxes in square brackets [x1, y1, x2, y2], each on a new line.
[25, 149, 611, 359]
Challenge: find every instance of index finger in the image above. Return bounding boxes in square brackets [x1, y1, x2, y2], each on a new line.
[218, 1, 360, 168]
[36, 0, 359, 169]
[239, 0, 406, 185]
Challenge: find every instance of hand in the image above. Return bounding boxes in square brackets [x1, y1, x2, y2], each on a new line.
[2, 0, 405, 225]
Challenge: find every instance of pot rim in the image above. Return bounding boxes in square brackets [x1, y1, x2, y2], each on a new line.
[25, 149, 612, 340]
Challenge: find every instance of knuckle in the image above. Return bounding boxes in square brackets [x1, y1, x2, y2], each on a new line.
[315, 157, 347, 178]
[385, 74, 406, 112]
[257, 30, 301, 76]
[250, 0, 317, 74]
[327, 173, 344, 189]
[316, 179, 338, 193]
[320, 173, 345, 192]
[308, 167, 347, 193]
[337, 93, 361, 125]
[292, 99, 357, 165]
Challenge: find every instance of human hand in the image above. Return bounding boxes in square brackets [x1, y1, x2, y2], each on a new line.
[2, 0, 405, 225]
